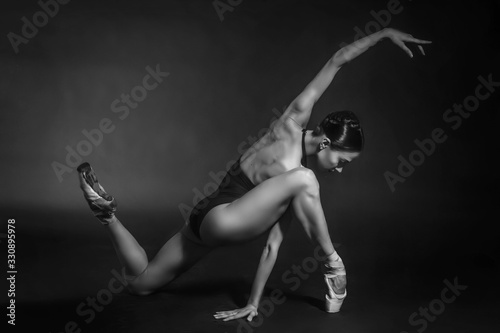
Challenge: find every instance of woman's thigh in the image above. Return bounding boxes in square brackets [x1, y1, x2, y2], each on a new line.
[199, 167, 312, 245]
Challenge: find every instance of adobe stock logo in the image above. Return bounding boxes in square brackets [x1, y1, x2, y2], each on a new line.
[337, 0, 406, 53]
[400, 277, 467, 333]
[49, 267, 130, 333]
[52, 64, 169, 182]
[235, 245, 329, 333]
[178, 107, 284, 221]
[384, 74, 499, 192]
[7, 0, 71, 54]
[212, 0, 243, 21]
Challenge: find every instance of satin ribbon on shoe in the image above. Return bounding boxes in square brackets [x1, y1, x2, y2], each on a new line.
[77, 162, 117, 224]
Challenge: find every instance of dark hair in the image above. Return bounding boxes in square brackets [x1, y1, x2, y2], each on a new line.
[313, 111, 364, 152]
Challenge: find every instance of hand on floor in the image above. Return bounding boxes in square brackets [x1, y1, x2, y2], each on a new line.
[213, 304, 258, 322]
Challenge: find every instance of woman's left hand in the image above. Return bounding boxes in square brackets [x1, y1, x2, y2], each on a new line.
[213, 304, 258, 322]
[383, 28, 432, 58]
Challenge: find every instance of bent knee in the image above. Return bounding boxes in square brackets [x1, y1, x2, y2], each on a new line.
[126, 281, 155, 296]
[289, 167, 320, 195]
[128, 286, 154, 296]
[123, 268, 156, 296]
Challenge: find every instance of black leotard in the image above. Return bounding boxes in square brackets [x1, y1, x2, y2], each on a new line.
[188, 158, 255, 239]
[189, 128, 308, 240]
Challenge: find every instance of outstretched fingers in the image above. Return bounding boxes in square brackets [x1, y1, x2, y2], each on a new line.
[401, 39, 432, 57]
[394, 39, 414, 58]
[389, 30, 432, 57]
[405, 34, 433, 44]
[406, 35, 432, 56]
[214, 311, 242, 322]
[214, 307, 258, 322]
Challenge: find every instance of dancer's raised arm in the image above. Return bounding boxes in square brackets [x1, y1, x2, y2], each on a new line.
[284, 28, 431, 127]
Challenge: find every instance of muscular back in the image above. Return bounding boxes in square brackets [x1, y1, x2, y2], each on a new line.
[240, 116, 304, 185]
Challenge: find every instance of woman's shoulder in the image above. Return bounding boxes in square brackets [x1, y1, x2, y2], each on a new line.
[269, 115, 303, 142]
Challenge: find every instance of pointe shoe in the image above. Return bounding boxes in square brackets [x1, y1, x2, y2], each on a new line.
[77, 162, 117, 224]
[324, 254, 347, 313]
[325, 275, 347, 313]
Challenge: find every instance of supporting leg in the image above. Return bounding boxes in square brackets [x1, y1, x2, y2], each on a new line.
[201, 167, 335, 256]
[199, 167, 346, 310]
[290, 171, 335, 257]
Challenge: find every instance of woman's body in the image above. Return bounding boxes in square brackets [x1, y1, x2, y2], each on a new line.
[78, 28, 430, 322]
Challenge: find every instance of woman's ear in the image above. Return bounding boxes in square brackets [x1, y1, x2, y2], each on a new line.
[319, 138, 331, 151]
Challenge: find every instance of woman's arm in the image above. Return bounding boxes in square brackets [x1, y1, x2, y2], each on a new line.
[214, 211, 292, 322]
[246, 221, 285, 308]
[284, 28, 432, 127]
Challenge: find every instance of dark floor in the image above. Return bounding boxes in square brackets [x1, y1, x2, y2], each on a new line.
[2, 205, 499, 333]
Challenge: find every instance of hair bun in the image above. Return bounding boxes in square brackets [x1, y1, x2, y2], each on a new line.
[327, 111, 360, 128]
[316, 110, 364, 151]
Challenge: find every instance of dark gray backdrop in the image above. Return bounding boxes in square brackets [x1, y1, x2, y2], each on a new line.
[0, 0, 498, 332]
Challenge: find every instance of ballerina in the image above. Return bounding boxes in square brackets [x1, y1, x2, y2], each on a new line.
[77, 27, 431, 322]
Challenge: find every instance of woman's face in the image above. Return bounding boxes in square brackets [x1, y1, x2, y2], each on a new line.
[316, 147, 360, 173]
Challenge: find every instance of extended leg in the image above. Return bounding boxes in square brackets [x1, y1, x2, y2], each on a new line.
[77, 163, 148, 277]
[105, 216, 149, 277]
[94, 215, 209, 296]
[102, 219, 210, 296]
[125, 228, 211, 295]
[77, 163, 211, 295]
